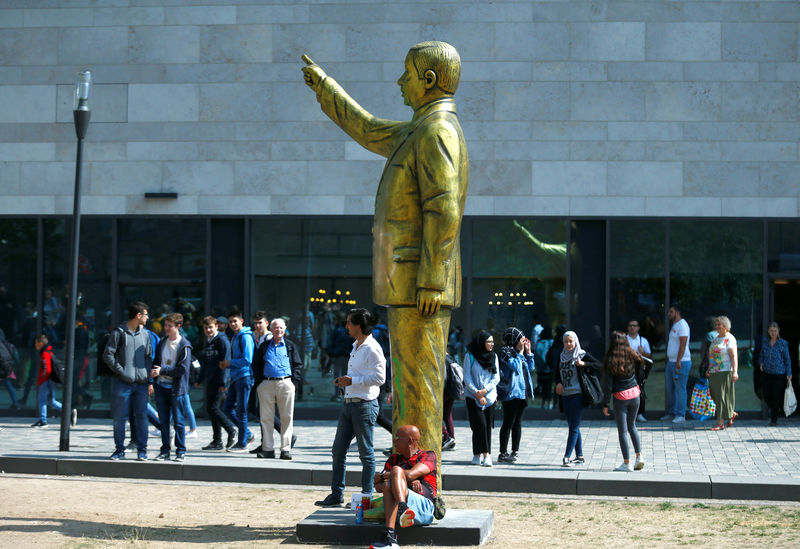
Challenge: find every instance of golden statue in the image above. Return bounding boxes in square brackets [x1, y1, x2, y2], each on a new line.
[302, 42, 468, 484]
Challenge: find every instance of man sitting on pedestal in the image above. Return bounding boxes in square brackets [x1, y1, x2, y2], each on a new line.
[370, 425, 437, 549]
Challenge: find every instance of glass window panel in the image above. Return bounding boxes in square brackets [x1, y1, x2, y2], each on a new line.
[768, 221, 800, 272]
[571, 220, 606, 358]
[118, 219, 205, 279]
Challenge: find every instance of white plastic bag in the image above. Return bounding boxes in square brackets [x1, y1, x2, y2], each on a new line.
[784, 380, 797, 417]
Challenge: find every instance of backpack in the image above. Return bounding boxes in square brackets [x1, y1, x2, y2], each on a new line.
[444, 354, 465, 400]
[48, 351, 66, 384]
[372, 324, 391, 359]
[96, 331, 114, 376]
[0, 340, 16, 378]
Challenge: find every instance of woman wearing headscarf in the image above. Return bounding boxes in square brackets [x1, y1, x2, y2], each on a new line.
[759, 321, 793, 426]
[463, 330, 500, 467]
[497, 327, 535, 464]
[554, 330, 601, 467]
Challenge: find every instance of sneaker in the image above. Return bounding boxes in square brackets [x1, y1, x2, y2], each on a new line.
[442, 437, 456, 451]
[482, 455, 493, 467]
[249, 445, 262, 454]
[202, 441, 224, 451]
[150, 428, 161, 437]
[497, 452, 510, 463]
[137, 452, 147, 461]
[672, 416, 685, 424]
[614, 461, 633, 472]
[370, 529, 399, 549]
[571, 456, 585, 465]
[314, 493, 344, 507]
[30, 420, 47, 428]
[225, 429, 237, 449]
[186, 430, 198, 439]
[173, 454, 185, 462]
[109, 450, 125, 460]
[291, 434, 298, 448]
[659, 414, 672, 421]
[245, 433, 255, 447]
[280, 450, 292, 460]
[634, 456, 645, 470]
[471, 455, 481, 466]
[562, 457, 572, 467]
[228, 443, 248, 453]
[126, 441, 137, 451]
[636, 414, 647, 423]
[398, 501, 416, 528]
[256, 450, 275, 459]
[71, 408, 78, 427]
[153, 452, 170, 461]
[508, 452, 518, 464]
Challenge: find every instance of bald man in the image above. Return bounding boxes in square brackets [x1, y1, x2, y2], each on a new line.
[370, 425, 437, 549]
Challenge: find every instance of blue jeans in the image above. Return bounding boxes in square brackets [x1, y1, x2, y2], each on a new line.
[182, 392, 196, 431]
[112, 378, 148, 453]
[331, 398, 379, 498]
[666, 360, 691, 418]
[223, 377, 253, 445]
[3, 377, 18, 407]
[563, 393, 584, 459]
[154, 384, 186, 455]
[37, 379, 61, 422]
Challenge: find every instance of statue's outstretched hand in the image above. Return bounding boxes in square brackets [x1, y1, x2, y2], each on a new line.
[416, 288, 442, 317]
[301, 54, 326, 90]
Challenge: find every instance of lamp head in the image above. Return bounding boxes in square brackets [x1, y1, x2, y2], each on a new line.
[73, 71, 91, 112]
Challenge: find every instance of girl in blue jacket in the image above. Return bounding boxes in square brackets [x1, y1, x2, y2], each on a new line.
[497, 327, 535, 464]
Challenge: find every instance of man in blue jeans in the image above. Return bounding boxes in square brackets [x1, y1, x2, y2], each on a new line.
[102, 301, 153, 461]
[222, 309, 255, 452]
[662, 304, 691, 424]
[315, 308, 386, 507]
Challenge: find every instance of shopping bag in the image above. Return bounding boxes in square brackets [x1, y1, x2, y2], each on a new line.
[689, 379, 716, 421]
[784, 380, 797, 417]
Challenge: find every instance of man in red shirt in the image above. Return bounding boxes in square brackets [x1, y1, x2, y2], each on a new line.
[370, 425, 437, 549]
[31, 334, 63, 428]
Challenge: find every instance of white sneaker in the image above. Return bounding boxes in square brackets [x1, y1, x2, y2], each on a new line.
[471, 455, 481, 466]
[636, 414, 647, 423]
[482, 455, 493, 467]
[634, 456, 645, 470]
[561, 457, 572, 468]
[659, 414, 672, 421]
[186, 430, 198, 439]
[150, 428, 161, 437]
[614, 461, 633, 472]
[672, 416, 685, 424]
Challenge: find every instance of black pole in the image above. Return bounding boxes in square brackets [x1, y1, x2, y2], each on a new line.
[59, 109, 90, 452]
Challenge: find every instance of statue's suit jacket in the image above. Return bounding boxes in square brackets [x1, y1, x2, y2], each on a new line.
[315, 77, 468, 308]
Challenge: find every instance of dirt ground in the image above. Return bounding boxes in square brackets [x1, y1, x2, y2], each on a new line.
[1, 475, 799, 548]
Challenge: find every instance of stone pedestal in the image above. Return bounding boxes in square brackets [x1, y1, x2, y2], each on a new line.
[296, 508, 494, 545]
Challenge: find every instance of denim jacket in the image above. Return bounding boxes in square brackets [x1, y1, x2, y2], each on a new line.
[464, 352, 500, 410]
[501, 352, 535, 401]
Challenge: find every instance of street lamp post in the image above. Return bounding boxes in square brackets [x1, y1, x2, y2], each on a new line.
[59, 71, 91, 451]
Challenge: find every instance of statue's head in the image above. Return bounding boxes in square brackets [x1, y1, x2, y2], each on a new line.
[399, 41, 461, 109]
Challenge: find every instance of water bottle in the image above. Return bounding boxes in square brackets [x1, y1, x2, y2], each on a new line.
[355, 502, 364, 524]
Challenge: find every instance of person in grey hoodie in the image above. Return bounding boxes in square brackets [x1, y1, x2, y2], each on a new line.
[103, 301, 153, 461]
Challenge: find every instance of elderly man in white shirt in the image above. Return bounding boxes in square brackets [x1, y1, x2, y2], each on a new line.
[315, 308, 387, 507]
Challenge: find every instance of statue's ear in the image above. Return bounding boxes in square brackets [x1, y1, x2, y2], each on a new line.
[423, 69, 437, 90]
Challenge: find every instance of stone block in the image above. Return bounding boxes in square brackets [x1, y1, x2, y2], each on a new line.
[20, 162, 76, 194]
[93, 7, 165, 26]
[683, 122, 760, 142]
[129, 25, 199, 64]
[647, 23, 721, 61]
[0, 9, 22, 27]
[274, 141, 344, 161]
[418, 23, 492, 62]
[457, 82, 495, 121]
[721, 142, 796, 162]
[496, 194, 570, 216]
[57, 459, 182, 481]
[532, 121, 607, 141]
[183, 464, 313, 486]
[200, 25, 271, 64]
[58, 27, 127, 65]
[684, 1, 759, 22]
[235, 62, 306, 83]
[577, 472, 711, 499]
[163, 161, 234, 195]
[126, 193, 198, 215]
[570, 23, 645, 61]
[57, 83, 127, 123]
[533, 62, 607, 81]
[495, 23, 569, 61]
[608, 162, 683, 196]
[533, 161, 606, 195]
[684, 62, 758, 81]
[607, 62, 683, 81]
[760, 122, 800, 142]
[296, 508, 494, 546]
[270, 194, 344, 215]
[0, 162, 19, 192]
[165, 5, 236, 25]
[645, 83, 721, 121]
[237, 121, 343, 142]
[759, 62, 800, 82]
[307, 161, 381, 196]
[722, 23, 797, 61]
[236, 4, 310, 24]
[199, 83, 269, 122]
[461, 121, 531, 142]
[229, 141, 270, 161]
[464, 195, 494, 216]
[345, 142, 382, 161]
[162, 63, 236, 84]
[347, 24, 418, 62]
[129, 84, 198, 122]
[571, 82, 646, 121]
[721, 197, 798, 218]
[90, 161, 162, 195]
[760, 163, 800, 196]
[645, 197, 720, 217]
[0, 456, 57, 475]
[235, 160, 306, 195]
[469, 160, 532, 196]
[0, 85, 55, 123]
[198, 194, 268, 215]
[495, 141, 569, 161]
[608, 122, 682, 141]
[710, 475, 800, 502]
[571, 196, 646, 216]
[23, 8, 92, 27]
[533, 2, 606, 22]
[273, 23, 346, 64]
[0, 195, 54, 214]
[0, 66, 21, 83]
[343, 195, 375, 216]
[164, 121, 236, 141]
[69, 195, 127, 215]
[722, 83, 798, 122]
[569, 141, 646, 161]
[645, 142, 722, 161]
[684, 162, 759, 196]
[495, 82, 569, 121]
[0, 142, 55, 161]
[127, 142, 197, 161]
[605, 2, 684, 22]
[461, 61, 531, 82]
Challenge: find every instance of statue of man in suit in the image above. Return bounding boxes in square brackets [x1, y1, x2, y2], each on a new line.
[302, 42, 468, 480]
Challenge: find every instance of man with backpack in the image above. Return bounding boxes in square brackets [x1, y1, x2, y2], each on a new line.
[222, 309, 255, 452]
[31, 334, 66, 428]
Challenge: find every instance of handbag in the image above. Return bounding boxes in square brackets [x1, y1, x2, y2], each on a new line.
[577, 366, 602, 407]
[495, 361, 512, 401]
[784, 380, 797, 417]
[689, 379, 716, 421]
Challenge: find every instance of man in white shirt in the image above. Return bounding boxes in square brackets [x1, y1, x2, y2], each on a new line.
[626, 319, 652, 423]
[315, 308, 386, 507]
[663, 305, 691, 424]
